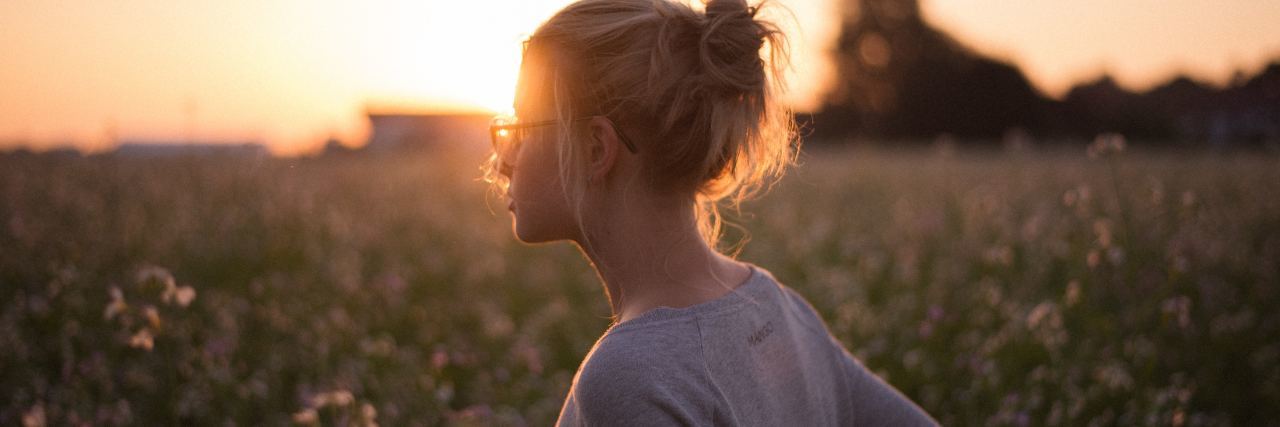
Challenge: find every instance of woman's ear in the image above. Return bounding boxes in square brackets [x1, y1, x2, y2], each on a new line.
[587, 116, 623, 184]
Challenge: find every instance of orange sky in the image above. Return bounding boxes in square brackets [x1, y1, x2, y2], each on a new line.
[1, 0, 1277, 154]
[920, 0, 1280, 97]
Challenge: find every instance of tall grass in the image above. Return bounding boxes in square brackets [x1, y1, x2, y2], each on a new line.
[2, 145, 1277, 425]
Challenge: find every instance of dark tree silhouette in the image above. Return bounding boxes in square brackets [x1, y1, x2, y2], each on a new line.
[815, 0, 1050, 142]
[810, 0, 1280, 148]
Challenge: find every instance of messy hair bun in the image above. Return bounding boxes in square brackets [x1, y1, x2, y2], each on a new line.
[500, 0, 797, 249]
[701, 0, 766, 92]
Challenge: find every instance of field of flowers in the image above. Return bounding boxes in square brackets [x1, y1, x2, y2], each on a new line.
[2, 143, 1277, 426]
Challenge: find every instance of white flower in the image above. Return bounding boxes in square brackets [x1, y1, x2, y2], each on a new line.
[162, 283, 197, 308]
[143, 305, 162, 329]
[174, 286, 196, 307]
[291, 408, 318, 425]
[104, 286, 128, 320]
[310, 390, 354, 408]
[21, 403, 45, 427]
[129, 328, 154, 351]
[136, 266, 175, 290]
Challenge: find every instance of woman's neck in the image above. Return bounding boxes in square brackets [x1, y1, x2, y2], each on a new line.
[574, 199, 751, 325]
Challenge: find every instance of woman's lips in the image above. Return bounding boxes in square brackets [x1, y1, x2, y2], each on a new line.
[508, 200, 515, 212]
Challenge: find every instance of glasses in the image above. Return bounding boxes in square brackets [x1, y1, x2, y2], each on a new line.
[489, 115, 638, 176]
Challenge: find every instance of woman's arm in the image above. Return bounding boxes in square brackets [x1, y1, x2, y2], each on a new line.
[838, 349, 940, 426]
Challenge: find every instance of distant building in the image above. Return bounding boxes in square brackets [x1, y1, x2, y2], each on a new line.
[364, 112, 490, 153]
[113, 141, 269, 158]
[320, 137, 358, 157]
[0, 145, 81, 158]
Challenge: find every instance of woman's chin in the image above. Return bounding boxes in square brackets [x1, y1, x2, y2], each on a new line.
[512, 220, 570, 245]
[512, 222, 550, 244]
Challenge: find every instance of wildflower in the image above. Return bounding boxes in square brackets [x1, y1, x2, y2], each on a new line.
[104, 286, 128, 320]
[1094, 362, 1134, 390]
[984, 246, 1014, 266]
[1181, 190, 1196, 208]
[1087, 133, 1126, 158]
[310, 390, 354, 408]
[514, 340, 545, 374]
[136, 265, 175, 290]
[902, 349, 923, 369]
[161, 283, 197, 308]
[1026, 302, 1055, 329]
[140, 265, 196, 307]
[360, 336, 395, 357]
[448, 405, 493, 423]
[481, 306, 514, 338]
[21, 403, 45, 427]
[331, 390, 354, 406]
[435, 383, 455, 403]
[917, 321, 934, 338]
[1161, 296, 1193, 329]
[1092, 219, 1112, 248]
[1149, 178, 1165, 204]
[291, 408, 318, 425]
[173, 286, 196, 307]
[143, 305, 162, 329]
[1064, 281, 1081, 307]
[360, 403, 378, 426]
[1062, 184, 1092, 209]
[1171, 255, 1190, 273]
[129, 328, 154, 351]
[431, 349, 449, 370]
[1106, 247, 1126, 265]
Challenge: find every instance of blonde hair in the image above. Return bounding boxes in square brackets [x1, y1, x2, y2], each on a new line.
[484, 0, 797, 252]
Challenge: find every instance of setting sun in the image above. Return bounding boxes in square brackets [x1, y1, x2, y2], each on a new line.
[0, 0, 835, 154]
[0, 0, 585, 154]
[351, 1, 543, 114]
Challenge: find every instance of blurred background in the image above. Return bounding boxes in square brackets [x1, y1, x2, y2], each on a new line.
[2, 0, 1279, 425]
[3, 0, 1278, 154]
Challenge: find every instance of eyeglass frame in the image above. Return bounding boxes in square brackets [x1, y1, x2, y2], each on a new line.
[489, 115, 639, 176]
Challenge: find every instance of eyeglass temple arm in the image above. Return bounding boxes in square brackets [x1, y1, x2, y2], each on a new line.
[494, 117, 638, 154]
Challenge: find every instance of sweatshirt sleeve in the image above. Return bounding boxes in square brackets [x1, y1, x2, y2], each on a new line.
[558, 330, 715, 427]
[837, 348, 941, 427]
[567, 369, 700, 426]
[778, 284, 940, 426]
[563, 352, 708, 426]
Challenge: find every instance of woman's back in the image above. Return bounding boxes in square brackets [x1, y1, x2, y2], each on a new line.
[488, 0, 936, 422]
[557, 265, 938, 426]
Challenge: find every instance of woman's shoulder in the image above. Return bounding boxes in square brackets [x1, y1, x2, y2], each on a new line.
[579, 319, 708, 382]
[567, 321, 719, 423]
[746, 266, 835, 339]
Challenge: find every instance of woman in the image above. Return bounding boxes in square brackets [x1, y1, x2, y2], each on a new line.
[485, 0, 938, 424]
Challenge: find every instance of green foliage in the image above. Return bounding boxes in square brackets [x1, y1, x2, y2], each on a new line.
[2, 146, 1277, 425]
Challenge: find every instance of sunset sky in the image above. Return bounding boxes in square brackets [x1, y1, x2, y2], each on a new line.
[1, 0, 1277, 154]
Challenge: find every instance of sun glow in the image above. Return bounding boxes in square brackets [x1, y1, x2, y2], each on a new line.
[0, 0, 837, 154]
[22, 0, 1275, 153]
[351, 1, 551, 114]
[0, 0, 579, 154]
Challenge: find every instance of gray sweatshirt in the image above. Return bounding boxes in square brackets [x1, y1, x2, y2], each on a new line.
[556, 264, 940, 426]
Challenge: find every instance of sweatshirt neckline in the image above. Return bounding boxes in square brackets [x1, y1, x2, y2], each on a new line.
[607, 263, 773, 333]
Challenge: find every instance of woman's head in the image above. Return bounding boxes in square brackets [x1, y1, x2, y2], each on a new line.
[486, 0, 797, 249]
